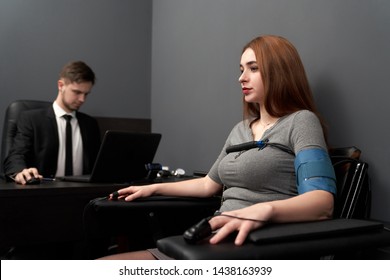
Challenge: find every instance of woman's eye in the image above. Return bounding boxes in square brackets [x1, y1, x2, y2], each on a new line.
[250, 67, 259, 72]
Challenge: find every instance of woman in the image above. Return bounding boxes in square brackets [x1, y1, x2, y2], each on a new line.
[100, 35, 336, 259]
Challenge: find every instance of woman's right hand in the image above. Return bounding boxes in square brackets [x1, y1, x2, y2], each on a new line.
[109, 184, 156, 201]
[108, 176, 222, 202]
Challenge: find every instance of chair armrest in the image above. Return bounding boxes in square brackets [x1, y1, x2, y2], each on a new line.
[157, 219, 390, 260]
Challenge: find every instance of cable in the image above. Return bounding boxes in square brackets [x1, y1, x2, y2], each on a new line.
[226, 139, 294, 155]
[213, 211, 267, 223]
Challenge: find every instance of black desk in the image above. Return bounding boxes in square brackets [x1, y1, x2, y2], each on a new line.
[0, 180, 120, 259]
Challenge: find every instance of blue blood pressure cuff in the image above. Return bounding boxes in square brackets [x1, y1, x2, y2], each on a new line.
[294, 148, 336, 195]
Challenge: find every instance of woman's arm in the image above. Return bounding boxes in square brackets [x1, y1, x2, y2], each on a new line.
[264, 189, 334, 222]
[209, 190, 334, 245]
[111, 175, 223, 201]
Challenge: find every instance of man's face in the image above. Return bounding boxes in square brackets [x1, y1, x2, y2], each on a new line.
[57, 79, 93, 112]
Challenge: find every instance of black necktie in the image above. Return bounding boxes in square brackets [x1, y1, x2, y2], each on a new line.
[63, 115, 73, 176]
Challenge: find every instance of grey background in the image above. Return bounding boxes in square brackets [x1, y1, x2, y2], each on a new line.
[1, 0, 389, 222]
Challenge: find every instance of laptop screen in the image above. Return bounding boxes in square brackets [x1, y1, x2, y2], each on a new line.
[88, 130, 162, 183]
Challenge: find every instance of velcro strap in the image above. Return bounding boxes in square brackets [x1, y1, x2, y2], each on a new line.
[298, 160, 336, 181]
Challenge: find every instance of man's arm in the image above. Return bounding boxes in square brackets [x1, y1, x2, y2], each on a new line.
[3, 112, 34, 175]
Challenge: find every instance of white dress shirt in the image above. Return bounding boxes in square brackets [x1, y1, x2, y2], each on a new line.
[53, 102, 83, 177]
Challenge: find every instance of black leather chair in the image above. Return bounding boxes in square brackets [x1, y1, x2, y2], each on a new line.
[156, 149, 390, 259]
[1, 100, 52, 179]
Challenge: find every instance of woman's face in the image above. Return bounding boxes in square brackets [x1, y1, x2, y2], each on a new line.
[239, 48, 264, 104]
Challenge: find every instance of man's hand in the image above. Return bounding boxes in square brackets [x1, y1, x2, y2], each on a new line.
[14, 168, 42, 185]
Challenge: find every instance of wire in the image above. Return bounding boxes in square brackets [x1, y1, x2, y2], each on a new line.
[213, 212, 267, 223]
[226, 139, 294, 156]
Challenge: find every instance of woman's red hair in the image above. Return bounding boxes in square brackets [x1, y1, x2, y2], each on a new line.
[242, 35, 327, 140]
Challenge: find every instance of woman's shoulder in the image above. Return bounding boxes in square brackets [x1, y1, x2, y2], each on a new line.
[283, 110, 319, 125]
[289, 109, 317, 119]
[287, 110, 326, 151]
[277, 110, 322, 140]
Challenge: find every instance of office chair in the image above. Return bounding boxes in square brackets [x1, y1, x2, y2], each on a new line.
[156, 148, 390, 259]
[0, 100, 52, 179]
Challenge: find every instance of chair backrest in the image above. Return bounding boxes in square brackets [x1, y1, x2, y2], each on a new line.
[329, 147, 371, 219]
[329, 146, 361, 160]
[1, 100, 52, 175]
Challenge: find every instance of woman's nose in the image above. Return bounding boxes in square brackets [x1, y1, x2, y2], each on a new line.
[239, 72, 246, 83]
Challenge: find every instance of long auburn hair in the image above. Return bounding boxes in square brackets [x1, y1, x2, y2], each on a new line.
[242, 35, 328, 141]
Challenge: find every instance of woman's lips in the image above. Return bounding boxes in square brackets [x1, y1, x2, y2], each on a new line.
[242, 87, 251, 94]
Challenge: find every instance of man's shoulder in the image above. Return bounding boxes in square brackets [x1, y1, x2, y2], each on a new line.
[76, 111, 96, 121]
[76, 111, 99, 127]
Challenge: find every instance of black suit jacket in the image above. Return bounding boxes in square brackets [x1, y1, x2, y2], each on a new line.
[4, 107, 101, 178]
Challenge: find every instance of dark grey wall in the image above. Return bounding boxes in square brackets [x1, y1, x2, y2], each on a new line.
[0, 0, 152, 125]
[151, 0, 390, 222]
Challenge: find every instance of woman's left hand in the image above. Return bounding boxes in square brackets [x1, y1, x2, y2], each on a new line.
[208, 203, 272, 245]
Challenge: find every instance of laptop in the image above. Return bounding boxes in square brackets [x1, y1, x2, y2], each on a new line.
[59, 130, 162, 183]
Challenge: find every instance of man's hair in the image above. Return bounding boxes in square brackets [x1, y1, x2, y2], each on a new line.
[59, 61, 96, 85]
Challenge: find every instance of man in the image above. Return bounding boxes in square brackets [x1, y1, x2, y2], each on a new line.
[4, 61, 101, 184]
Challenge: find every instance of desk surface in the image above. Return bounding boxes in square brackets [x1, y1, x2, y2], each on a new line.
[0, 179, 124, 197]
[0, 180, 122, 257]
